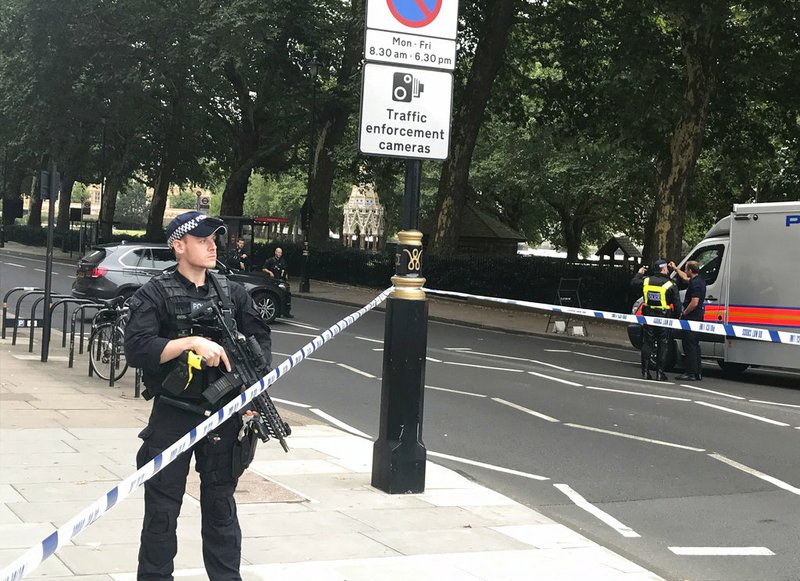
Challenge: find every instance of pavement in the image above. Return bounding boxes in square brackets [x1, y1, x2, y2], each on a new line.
[0, 241, 661, 580]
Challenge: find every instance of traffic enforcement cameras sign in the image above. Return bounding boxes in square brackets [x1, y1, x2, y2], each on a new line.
[359, 63, 453, 160]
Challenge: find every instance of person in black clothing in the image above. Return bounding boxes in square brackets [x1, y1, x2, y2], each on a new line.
[631, 259, 681, 381]
[670, 260, 706, 381]
[228, 238, 250, 271]
[124, 211, 271, 581]
[262, 247, 288, 281]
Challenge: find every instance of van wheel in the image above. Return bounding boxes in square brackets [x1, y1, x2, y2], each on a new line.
[718, 361, 749, 375]
[252, 291, 279, 323]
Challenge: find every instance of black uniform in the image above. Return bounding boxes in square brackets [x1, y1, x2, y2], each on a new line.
[263, 254, 288, 280]
[124, 269, 271, 581]
[681, 275, 707, 378]
[228, 247, 249, 271]
[631, 271, 680, 379]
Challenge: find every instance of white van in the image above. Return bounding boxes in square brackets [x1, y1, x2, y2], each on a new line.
[629, 201, 800, 374]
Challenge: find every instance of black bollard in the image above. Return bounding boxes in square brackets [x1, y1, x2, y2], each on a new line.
[372, 199, 429, 493]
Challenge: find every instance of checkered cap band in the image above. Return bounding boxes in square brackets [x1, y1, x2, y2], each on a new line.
[167, 215, 206, 248]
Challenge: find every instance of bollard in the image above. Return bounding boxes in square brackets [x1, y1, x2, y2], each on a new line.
[372, 159, 428, 494]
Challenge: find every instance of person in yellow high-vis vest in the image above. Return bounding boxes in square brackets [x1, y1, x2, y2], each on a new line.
[631, 259, 681, 380]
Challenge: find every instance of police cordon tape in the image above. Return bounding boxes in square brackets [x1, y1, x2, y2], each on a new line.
[422, 287, 800, 346]
[0, 287, 393, 581]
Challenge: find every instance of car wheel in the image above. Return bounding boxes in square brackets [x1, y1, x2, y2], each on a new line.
[252, 291, 279, 323]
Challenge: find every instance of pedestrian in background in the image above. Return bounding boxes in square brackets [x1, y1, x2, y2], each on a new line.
[631, 259, 681, 381]
[670, 260, 706, 381]
[262, 247, 288, 281]
[228, 238, 250, 271]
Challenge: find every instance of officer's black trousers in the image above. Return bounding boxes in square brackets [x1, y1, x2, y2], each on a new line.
[136, 401, 242, 581]
[641, 326, 670, 374]
[682, 329, 702, 377]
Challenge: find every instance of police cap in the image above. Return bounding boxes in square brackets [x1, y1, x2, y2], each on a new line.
[166, 211, 226, 248]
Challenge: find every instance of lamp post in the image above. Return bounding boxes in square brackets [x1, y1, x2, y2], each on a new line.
[299, 54, 321, 293]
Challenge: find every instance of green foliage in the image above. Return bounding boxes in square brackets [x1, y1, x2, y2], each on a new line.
[114, 180, 148, 229]
[71, 182, 88, 203]
[169, 185, 199, 210]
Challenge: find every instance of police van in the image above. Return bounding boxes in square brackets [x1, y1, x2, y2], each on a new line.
[629, 201, 800, 374]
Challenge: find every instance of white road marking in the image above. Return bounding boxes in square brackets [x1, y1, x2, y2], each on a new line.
[34, 268, 47, 273]
[3, 262, 25, 268]
[271, 397, 312, 409]
[355, 336, 382, 344]
[443, 347, 472, 351]
[451, 349, 573, 371]
[694, 401, 790, 427]
[749, 399, 800, 409]
[554, 484, 640, 538]
[544, 349, 570, 353]
[426, 356, 442, 363]
[527, 371, 583, 387]
[67, 275, 76, 279]
[442, 361, 524, 373]
[336, 363, 376, 379]
[574, 370, 674, 384]
[565, 423, 706, 452]
[585, 386, 691, 402]
[426, 385, 486, 398]
[309, 408, 371, 438]
[272, 330, 319, 338]
[429, 451, 549, 481]
[669, 546, 774, 556]
[273, 351, 336, 364]
[282, 321, 319, 331]
[492, 398, 560, 423]
[571, 351, 630, 363]
[709, 453, 800, 496]
[680, 384, 746, 400]
[371, 348, 384, 352]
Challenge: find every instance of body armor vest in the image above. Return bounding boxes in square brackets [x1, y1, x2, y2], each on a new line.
[643, 276, 674, 311]
[143, 272, 232, 400]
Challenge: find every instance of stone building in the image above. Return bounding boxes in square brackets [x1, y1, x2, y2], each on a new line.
[342, 184, 385, 250]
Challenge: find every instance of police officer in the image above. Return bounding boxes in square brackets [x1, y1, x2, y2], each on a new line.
[228, 238, 250, 271]
[262, 247, 288, 281]
[124, 211, 272, 580]
[631, 259, 680, 381]
[670, 260, 706, 380]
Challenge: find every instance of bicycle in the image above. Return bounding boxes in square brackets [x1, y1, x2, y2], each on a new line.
[88, 296, 130, 382]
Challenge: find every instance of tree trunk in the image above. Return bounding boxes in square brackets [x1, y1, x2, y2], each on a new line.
[2, 171, 24, 226]
[99, 171, 124, 241]
[307, 0, 365, 247]
[27, 176, 43, 228]
[431, 0, 516, 255]
[146, 94, 183, 238]
[219, 160, 253, 216]
[56, 168, 76, 231]
[652, 7, 724, 260]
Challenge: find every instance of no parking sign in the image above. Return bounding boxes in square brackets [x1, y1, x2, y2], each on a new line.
[367, 0, 458, 40]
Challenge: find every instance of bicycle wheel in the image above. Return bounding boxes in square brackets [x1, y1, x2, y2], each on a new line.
[88, 323, 128, 381]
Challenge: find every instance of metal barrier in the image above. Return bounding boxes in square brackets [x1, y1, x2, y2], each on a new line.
[2, 287, 42, 340]
[27, 294, 70, 353]
[50, 298, 97, 350]
[68, 303, 104, 368]
[11, 290, 53, 346]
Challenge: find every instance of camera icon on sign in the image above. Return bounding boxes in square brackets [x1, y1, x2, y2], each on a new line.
[392, 72, 424, 102]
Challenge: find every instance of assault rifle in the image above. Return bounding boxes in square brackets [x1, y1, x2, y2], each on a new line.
[163, 301, 291, 452]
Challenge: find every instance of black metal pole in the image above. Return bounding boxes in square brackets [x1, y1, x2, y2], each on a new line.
[41, 161, 57, 362]
[372, 159, 428, 494]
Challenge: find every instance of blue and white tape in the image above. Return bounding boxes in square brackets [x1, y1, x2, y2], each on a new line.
[423, 288, 800, 346]
[0, 288, 393, 581]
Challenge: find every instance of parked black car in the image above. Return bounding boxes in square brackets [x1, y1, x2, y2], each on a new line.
[71, 243, 292, 323]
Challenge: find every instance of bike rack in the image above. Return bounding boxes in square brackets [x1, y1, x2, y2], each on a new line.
[3, 287, 42, 340]
[11, 289, 53, 346]
[28, 293, 70, 353]
[68, 303, 104, 368]
[50, 298, 97, 349]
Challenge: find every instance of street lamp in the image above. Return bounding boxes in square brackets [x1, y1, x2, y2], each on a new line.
[300, 53, 321, 293]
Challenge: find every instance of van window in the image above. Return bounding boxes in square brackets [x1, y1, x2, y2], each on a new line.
[686, 244, 724, 285]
